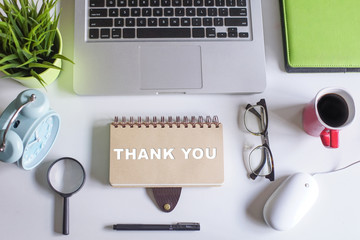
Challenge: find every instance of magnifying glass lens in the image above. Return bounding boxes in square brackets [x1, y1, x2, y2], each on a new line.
[48, 159, 85, 194]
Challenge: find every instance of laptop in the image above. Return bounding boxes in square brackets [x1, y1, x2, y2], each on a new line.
[73, 0, 266, 95]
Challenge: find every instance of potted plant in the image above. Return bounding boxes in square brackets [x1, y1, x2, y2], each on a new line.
[0, 0, 73, 88]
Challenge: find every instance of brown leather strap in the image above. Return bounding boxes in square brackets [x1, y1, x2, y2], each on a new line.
[151, 187, 182, 213]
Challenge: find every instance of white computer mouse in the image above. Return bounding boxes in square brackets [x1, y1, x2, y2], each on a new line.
[263, 172, 319, 231]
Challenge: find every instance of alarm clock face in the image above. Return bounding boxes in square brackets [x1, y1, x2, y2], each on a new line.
[21, 113, 60, 170]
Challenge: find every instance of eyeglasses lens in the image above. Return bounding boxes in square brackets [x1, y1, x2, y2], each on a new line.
[249, 145, 272, 176]
[244, 105, 267, 135]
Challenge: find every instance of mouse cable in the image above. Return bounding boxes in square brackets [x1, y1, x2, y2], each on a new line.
[312, 160, 360, 176]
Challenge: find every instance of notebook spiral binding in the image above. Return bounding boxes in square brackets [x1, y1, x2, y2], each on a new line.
[112, 116, 220, 128]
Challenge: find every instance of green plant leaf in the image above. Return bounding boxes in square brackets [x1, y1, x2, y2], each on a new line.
[7, 25, 25, 62]
[53, 54, 75, 64]
[0, 63, 20, 71]
[29, 62, 61, 70]
[21, 48, 33, 59]
[16, 57, 37, 68]
[0, 70, 28, 78]
[30, 69, 47, 88]
[0, 21, 8, 28]
[0, 54, 18, 65]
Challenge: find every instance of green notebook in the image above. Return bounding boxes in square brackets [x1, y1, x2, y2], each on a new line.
[280, 0, 360, 72]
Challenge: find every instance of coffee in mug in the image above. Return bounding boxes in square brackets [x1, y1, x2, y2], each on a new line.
[317, 93, 349, 128]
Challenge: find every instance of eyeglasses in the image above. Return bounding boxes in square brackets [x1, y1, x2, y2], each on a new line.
[244, 99, 275, 181]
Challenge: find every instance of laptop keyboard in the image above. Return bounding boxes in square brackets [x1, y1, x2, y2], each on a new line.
[88, 0, 251, 40]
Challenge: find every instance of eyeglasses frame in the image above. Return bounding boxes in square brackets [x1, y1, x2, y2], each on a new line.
[244, 98, 275, 181]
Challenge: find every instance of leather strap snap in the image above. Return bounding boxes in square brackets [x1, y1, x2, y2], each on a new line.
[151, 187, 182, 213]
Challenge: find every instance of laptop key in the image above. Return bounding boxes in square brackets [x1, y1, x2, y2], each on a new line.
[203, 18, 212, 26]
[192, 28, 205, 38]
[175, 8, 185, 16]
[90, 0, 105, 7]
[219, 8, 228, 16]
[148, 18, 158, 26]
[129, 0, 138, 6]
[172, 0, 182, 6]
[239, 32, 249, 38]
[192, 18, 201, 26]
[112, 28, 122, 38]
[164, 8, 174, 16]
[131, 8, 141, 16]
[90, 9, 107, 17]
[197, 8, 206, 16]
[142, 8, 152, 16]
[115, 18, 124, 26]
[208, 8, 217, 16]
[206, 28, 216, 37]
[153, 8, 163, 16]
[228, 27, 237, 37]
[216, 0, 225, 6]
[126, 18, 136, 26]
[137, 18, 147, 26]
[120, 8, 130, 16]
[217, 32, 227, 38]
[90, 18, 113, 27]
[181, 18, 191, 26]
[170, 18, 180, 26]
[117, 0, 126, 6]
[205, 0, 214, 6]
[225, 17, 247, 26]
[137, 28, 191, 38]
[183, 0, 192, 6]
[159, 18, 169, 26]
[229, 8, 247, 16]
[161, 0, 171, 6]
[139, 0, 149, 6]
[186, 8, 196, 16]
[123, 28, 136, 38]
[214, 17, 224, 26]
[194, 0, 203, 6]
[106, 0, 116, 7]
[228, 32, 237, 37]
[237, 0, 246, 6]
[101, 28, 111, 38]
[109, 8, 119, 17]
[89, 29, 99, 39]
[150, 0, 160, 6]
[226, 0, 235, 6]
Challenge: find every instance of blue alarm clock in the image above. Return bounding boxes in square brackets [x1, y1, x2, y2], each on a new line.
[0, 89, 60, 170]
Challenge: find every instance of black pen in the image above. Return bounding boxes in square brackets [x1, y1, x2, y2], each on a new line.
[113, 222, 200, 231]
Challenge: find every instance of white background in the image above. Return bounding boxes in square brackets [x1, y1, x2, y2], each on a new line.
[1, 0, 360, 239]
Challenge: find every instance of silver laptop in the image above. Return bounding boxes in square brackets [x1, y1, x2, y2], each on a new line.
[73, 0, 266, 95]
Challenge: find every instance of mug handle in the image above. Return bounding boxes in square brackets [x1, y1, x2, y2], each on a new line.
[320, 129, 339, 148]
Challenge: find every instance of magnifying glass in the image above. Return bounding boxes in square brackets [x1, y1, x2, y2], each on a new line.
[47, 157, 86, 235]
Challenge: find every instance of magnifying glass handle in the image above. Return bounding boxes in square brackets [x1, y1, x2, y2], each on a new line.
[63, 196, 69, 235]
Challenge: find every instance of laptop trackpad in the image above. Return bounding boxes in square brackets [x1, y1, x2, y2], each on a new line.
[139, 45, 203, 90]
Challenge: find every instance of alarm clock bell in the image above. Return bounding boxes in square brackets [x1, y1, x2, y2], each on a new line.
[0, 89, 60, 170]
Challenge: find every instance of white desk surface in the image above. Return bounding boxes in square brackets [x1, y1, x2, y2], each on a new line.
[1, 0, 360, 239]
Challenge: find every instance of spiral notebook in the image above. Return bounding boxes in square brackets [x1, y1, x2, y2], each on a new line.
[109, 116, 224, 187]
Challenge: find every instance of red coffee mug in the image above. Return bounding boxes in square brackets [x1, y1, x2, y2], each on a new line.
[302, 87, 355, 148]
